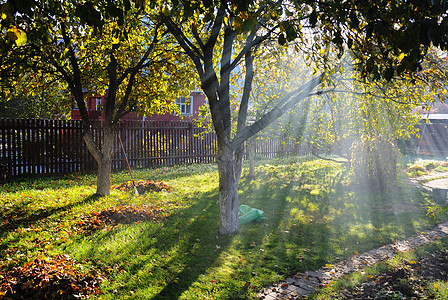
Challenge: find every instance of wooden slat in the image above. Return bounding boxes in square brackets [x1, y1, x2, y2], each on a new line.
[0, 118, 312, 178]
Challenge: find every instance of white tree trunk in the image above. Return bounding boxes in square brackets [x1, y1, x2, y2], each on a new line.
[84, 125, 114, 196]
[217, 145, 239, 235]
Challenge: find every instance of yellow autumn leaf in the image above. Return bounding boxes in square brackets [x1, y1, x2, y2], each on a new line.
[408, 260, 417, 264]
[7, 27, 27, 46]
[434, 282, 439, 289]
[224, 15, 230, 27]
[398, 52, 405, 63]
[15, 28, 27, 46]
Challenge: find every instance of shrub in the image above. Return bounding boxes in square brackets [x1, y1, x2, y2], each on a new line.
[407, 164, 427, 177]
[351, 135, 400, 192]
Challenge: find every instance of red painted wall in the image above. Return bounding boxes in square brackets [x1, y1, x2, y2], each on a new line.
[71, 91, 207, 122]
[149, 91, 206, 122]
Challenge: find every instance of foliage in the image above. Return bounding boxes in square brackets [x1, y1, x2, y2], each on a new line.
[0, 0, 199, 195]
[0, 160, 441, 299]
[351, 135, 400, 191]
[0, 80, 70, 118]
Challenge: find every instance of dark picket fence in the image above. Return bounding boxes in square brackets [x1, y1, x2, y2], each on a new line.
[0, 118, 311, 180]
[0, 119, 94, 179]
[403, 122, 448, 155]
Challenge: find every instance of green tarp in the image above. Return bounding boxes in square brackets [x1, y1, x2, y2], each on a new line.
[238, 204, 267, 225]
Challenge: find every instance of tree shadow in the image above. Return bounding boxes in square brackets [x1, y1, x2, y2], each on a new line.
[0, 193, 101, 234]
[77, 189, 234, 299]
[236, 164, 335, 273]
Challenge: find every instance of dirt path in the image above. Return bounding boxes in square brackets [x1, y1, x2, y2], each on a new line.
[257, 222, 448, 299]
[408, 171, 448, 190]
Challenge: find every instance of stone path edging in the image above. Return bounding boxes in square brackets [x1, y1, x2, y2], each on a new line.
[257, 221, 448, 299]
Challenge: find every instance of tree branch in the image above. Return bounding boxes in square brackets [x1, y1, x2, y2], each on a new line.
[230, 74, 323, 150]
[236, 49, 254, 134]
[162, 16, 205, 79]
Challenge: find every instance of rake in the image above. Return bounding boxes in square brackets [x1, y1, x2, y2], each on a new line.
[118, 133, 139, 196]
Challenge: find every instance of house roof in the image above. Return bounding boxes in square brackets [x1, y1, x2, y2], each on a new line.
[414, 102, 448, 115]
[420, 114, 448, 120]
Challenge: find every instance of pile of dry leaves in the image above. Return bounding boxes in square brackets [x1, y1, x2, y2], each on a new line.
[0, 254, 104, 299]
[76, 204, 169, 233]
[113, 180, 172, 194]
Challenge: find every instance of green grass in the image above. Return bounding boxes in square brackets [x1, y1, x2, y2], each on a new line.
[0, 158, 444, 299]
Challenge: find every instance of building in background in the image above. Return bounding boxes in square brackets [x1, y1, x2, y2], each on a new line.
[71, 91, 207, 122]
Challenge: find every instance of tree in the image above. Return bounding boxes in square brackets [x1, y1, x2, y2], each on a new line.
[1, 0, 197, 195]
[159, 0, 448, 234]
[0, 80, 69, 119]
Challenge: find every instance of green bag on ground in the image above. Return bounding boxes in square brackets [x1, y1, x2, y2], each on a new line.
[238, 204, 267, 225]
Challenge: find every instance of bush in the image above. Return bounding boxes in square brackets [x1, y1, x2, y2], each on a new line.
[425, 162, 437, 170]
[407, 164, 427, 177]
[351, 135, 400, 192]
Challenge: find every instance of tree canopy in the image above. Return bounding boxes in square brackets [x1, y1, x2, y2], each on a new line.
[0, 0, 198, 195]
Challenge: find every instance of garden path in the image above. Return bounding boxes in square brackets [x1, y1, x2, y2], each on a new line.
[257, 221, 448, 299]
[258, 172, 448, 299]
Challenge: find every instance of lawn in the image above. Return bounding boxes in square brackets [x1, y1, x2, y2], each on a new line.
[0, 157, 444, 299]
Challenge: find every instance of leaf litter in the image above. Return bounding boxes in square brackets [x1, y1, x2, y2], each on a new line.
[0, 182, 178, 299]
[75, 204, 172, 233]
[113, 180, 172, 195]
[0, 254, 104, 299]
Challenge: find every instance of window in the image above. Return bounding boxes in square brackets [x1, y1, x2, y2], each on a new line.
[175, 96, 193, 116]
[95, 98, 102, 111]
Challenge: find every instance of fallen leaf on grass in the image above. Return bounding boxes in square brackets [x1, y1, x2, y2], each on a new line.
[113, 180, 172, 195]
[75, 204, 172, 233]
[0, 254, 104, 299]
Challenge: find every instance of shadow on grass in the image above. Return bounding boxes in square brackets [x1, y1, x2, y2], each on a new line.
[76, 189, 235, 299]
[237, 162, 435, 273]
[0, 194, 101, 233]
[237, 173, 334, 274]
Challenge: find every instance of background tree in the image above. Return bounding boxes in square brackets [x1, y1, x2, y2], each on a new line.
[0, 78, 69, 119]
[1, 0, 197, 195]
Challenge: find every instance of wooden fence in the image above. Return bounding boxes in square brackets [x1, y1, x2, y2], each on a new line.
[405, 122, 448, 155]
[0, 118, 310, 180]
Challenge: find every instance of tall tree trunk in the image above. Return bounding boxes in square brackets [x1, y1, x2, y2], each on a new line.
[96, 125, 114, 195]
[248, 136, 255, 178]
[217, 144, 239, 235]
[83, 124, 114, 196]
